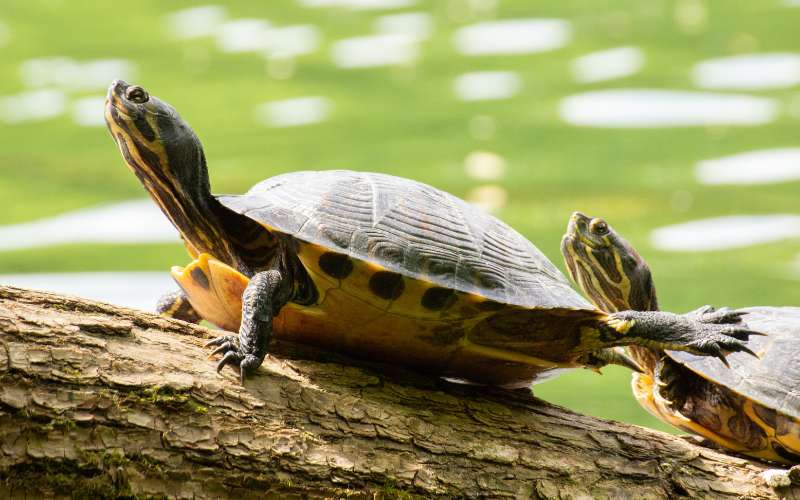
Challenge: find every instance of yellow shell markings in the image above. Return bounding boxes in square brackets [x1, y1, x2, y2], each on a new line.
[744, 401, 800, 459]
[173, 238, 585, 385]
[289, 241, 579, 376]
[666, 349, 800, 464]
[171, 253, 248, 332]
[296, 241, 467, 318]
[293, 242, 471, 350]
[632, 371, 799, 464]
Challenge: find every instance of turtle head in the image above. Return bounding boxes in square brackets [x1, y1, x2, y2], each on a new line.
[105, 80, 208, 196]
[560, 212, 658, 312]
[105, 80, 232, 261]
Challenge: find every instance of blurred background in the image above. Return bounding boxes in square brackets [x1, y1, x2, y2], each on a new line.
[1, 0, 799, 433]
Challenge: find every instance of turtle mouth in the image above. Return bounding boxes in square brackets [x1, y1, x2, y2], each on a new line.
[106, 80, 137, 118]
[564, 212, 601, 250]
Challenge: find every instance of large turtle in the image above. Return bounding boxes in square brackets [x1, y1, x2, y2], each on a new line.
[562, 212, 799, 464]
[104, 80, 759, 387]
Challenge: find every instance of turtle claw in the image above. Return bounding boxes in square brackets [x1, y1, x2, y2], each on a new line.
[206, 334, 246, 377]
[686, 305, 716, 317]
[205, 334, 238, 348]
[694, 307, 746, 324]
[714, 348, 730, 368]
[685, 308, 765, 362]
[217, 350, 242, 373]
[735, 343, 759, 359]
[205, 334, 263, 383]
[686, 331, 761, 364]
[211, 342, 236, 357]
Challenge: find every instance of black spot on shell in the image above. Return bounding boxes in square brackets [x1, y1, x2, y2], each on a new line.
[421, 287, 457, 311]
[318, 252, 354, 279]
[369, 271, 404, 300]
[776, 413, 795, 436]
[190, 267, 210, 290]
[692, 403, 722, 433]
[774, 443, 800, 463]
[476, 299, 505, 311]
[727, 412, 766, 449]
[752, 403, 777, 430]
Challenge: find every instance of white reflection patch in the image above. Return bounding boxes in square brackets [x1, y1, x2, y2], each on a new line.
[571, 47, 644, 83]
[0, 200, 177, 251]
[72, 96, 107, 127]
[559, 89, 778, 128]
[0, 272, 175, 312]
[651, 215, 800, 251]
[332, 34, 418, 68]
[20, 58, 137, 91]
[692, 53, 800, 90]
[453, 19, 571, 56]
[164, 5, 227, 39]
[696, 148, 800, 185]
[454, 71, 521, 101]
[254, 96, 331, 127]
[0, 89, 66, 123]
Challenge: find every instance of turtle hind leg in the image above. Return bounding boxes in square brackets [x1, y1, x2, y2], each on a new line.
[206, 268, 293, 383]
[602, 308, 761, 364]
[156, 289, 202, 324]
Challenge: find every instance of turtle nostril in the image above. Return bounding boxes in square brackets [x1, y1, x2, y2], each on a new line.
[125, 85, 149, 104]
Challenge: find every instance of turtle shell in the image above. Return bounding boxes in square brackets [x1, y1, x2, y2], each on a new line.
[667, 306, 800, 420]
[218, 170, 589, 310]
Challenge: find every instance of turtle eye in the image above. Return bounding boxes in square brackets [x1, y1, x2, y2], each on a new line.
[125, 86, 149, 104]
[590, 219, 608, 235]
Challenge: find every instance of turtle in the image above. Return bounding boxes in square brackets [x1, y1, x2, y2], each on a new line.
[104, 79, 760, 388]
[561, 211, 800, 464]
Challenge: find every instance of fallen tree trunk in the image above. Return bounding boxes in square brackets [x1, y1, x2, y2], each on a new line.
[0, 285, 795, 499]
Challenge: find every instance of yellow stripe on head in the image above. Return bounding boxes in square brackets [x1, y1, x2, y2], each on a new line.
[561, 212, 658, 313]
[105, 80, 236, 264]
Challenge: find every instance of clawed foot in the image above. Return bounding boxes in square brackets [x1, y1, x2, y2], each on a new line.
[681, 308, 764, 366]
[615, 308, 764, 367]
[205, 335, 261, 384]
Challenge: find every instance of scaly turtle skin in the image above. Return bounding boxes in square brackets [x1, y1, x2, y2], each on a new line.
[105, 80, 759, 387]
[562, 212, 799, 464]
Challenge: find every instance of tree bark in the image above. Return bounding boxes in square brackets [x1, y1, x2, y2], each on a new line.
[0, 285, 796, 499]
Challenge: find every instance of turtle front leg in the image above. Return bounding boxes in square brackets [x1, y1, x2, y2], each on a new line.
[579, 347, 643, 373]
[205, 269, 291, 383]
[156, 289, 202, 324]
[602, 308, 762, 365]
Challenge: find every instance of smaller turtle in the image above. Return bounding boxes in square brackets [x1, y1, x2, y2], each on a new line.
[562, 212, 800, 464]
[105, 80, 760, 388]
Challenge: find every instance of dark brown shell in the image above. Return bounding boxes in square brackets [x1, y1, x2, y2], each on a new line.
[218, 170, 589, 310]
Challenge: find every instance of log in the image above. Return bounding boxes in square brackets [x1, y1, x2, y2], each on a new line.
[0, 285, 796, 499]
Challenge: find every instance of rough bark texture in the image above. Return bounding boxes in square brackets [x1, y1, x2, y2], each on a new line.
[0, 285, 796, 499]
